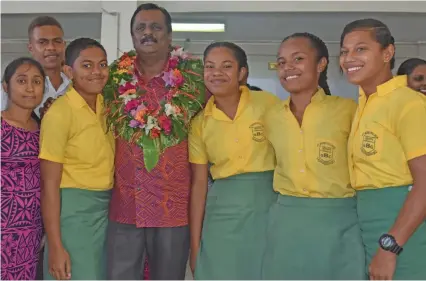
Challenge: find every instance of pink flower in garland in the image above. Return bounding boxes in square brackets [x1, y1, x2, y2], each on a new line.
[163, 69, 184, 87]
[157, 115, 172, 135]
[124, 99, 140, 113]
[118, 81, 136, 95]
[168, 57, 179, 70]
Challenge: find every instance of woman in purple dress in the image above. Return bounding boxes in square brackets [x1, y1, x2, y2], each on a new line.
[1, 57, 46, 280]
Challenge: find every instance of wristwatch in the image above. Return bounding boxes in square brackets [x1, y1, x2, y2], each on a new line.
[378, 234, 403, 255]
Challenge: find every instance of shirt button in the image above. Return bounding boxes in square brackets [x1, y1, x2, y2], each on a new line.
[235, 139, 239, 143]
[137, 188, 141, 191]
[300, 130, 303, 134]
[303, 188, 307, 192]
[298, 149, 303, 153]
[300, 169, 305, 173]
[239, 156, 243, 159]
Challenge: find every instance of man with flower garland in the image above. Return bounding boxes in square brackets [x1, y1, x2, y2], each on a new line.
[103, 3, 206, 280]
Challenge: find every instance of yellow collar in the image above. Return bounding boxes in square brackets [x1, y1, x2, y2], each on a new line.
[359, 75, 407, 98]
[204, 85, 251, 121]
[67, 87, 103, 112]
[283, 88, 327, 108]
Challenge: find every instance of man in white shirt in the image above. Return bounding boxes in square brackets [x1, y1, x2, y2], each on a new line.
[1, 16, 70, 117]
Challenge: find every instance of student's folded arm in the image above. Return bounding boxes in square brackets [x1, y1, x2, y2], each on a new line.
[188, 116, 209, 269]
[388, 101, 426, 246]
[39, 106, 71, 249]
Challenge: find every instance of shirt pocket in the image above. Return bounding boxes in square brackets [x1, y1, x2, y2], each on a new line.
[358, 122, 385, 162]
[315, 138, 339, 166]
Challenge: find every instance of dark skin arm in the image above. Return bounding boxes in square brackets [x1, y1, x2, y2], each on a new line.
[369, 154, 426, 280]
[40, 160, 71, 280]
[189, 163, 209, 274]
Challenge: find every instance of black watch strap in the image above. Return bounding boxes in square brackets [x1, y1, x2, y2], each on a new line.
[389, 244, 403, 255]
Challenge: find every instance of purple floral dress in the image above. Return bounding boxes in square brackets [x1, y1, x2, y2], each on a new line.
[1, 118, 43, 280]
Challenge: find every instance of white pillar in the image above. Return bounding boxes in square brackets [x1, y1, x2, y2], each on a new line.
[100, 0, 138, 62]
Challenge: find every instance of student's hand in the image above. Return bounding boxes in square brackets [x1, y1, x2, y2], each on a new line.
[39, 97, 55, 119]
[369, 248, 396, 280]
[48, 245, 72, 280]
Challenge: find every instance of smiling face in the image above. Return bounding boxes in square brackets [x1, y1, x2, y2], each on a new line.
[131, 9, 171, 57]
[28, 25, 65, 71]
[276, 37, 326, 94]
[339, 29, 394, 87]
[407, 64, 426, 95]
[65, 47, 109, 96]
[203, 47, 247, 98]
[4, 63, 45, 110]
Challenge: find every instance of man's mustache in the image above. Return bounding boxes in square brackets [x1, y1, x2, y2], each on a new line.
[140, 36, 157, 44]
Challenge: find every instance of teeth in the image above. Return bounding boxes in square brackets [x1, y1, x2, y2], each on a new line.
[286, 75, 299, 80]
[348, 67, 362, 72]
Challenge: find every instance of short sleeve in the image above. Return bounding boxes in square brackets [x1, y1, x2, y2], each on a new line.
[397, 99, 426, 160]
[39, 102, 71, 163]
[188, 114, 208, 164]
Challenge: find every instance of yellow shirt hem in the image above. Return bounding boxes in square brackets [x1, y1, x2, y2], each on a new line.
[59, 185, 113, 191]
[406, 147, 426, 161]
[39, 153, 65, 164]
[354, 182, 413, 191]
[189, 159, 208, 165]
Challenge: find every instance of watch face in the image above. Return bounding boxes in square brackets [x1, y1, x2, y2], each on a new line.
[381, 236, 393, 248]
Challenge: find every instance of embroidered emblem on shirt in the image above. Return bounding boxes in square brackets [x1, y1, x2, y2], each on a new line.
[249, 122, 266, 142]
[317, 142, 336, 165]
[361, 131, 378, 156]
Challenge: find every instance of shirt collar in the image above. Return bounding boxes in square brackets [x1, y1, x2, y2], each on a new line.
[283, 87, 326, 108]
[67, 87, 103, 110]
[133, 55, 171, 84]
[204, 85, 251, 119]
[359, 75, 407, 98]
[45, 72, 71, 92]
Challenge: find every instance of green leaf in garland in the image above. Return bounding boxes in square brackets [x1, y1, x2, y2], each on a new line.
[138, 135, 160, 172]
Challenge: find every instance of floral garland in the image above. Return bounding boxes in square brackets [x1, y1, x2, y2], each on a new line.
[103, 46, 205, 172]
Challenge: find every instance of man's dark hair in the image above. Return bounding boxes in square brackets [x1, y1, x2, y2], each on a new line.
[130, 3, 172, 36]
[28, 16, 63, 39]
[65, 38, 107, 67]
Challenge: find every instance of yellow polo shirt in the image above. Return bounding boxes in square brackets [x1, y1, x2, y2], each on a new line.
[349, 75, 426, 190]
[265, 88, 357, 198]
[39, 87, 115, 191]
[189, 86, 280, 180]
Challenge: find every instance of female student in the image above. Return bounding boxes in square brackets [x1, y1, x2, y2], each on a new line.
[1, 57, 45, 280]
[397, 58, 426, 95]
[262, 32, 365, 280]
[39, 38, 114, 280]
[189, 41, 280, 279]
[340, 19, 426, 280]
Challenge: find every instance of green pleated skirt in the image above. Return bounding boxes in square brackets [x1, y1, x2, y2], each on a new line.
[357, 185, 426, 280]
[43, 188, 111, 280]
[194, 171, 276, 280]
[262, 194, 366, 280]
